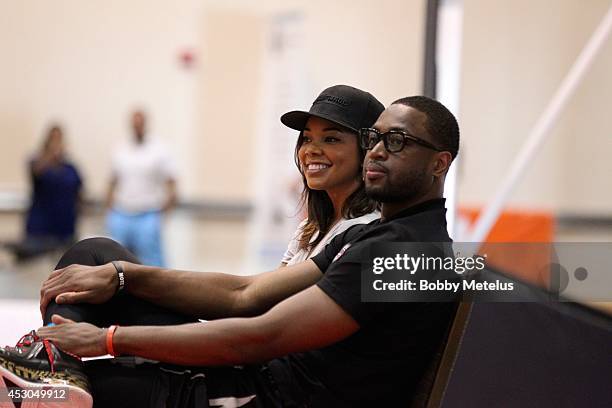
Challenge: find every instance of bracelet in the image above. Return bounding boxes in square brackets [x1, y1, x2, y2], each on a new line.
[106, 325, 119, 357]
[111, 261, 125, 293]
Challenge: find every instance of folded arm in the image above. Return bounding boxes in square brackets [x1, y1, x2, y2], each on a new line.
[40, 259, 323, 320]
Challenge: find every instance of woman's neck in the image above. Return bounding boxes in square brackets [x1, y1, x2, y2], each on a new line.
[326, 178, 361, 221]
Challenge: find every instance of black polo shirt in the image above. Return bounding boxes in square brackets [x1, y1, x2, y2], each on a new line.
[268, 199, 458, 407]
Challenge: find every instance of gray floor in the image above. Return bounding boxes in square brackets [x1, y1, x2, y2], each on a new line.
[0, 211, 251, 300]
[1, 211, 611, 344]
[3, 210, 612, 301]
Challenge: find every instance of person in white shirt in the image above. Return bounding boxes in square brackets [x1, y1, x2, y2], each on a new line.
[105, 110, 177, 267]
[280, 85, 384, 266]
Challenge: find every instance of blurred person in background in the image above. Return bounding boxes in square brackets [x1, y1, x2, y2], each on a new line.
[8, 124, 83, 261]
[105, 110, 177, 267]
[280, 85, 384, 266]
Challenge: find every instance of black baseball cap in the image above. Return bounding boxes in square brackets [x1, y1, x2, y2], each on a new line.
[280, 85, 384, 133]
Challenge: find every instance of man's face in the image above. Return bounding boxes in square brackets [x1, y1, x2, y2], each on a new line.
[363, 104, 438, 203]
[131, 111, 146, 139]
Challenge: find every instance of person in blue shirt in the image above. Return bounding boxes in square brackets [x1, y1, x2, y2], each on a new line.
[17, 125, 83, 259]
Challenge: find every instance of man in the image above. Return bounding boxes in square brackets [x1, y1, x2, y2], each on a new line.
[106, 110, 177, 266]
[1, 96, 459, 407]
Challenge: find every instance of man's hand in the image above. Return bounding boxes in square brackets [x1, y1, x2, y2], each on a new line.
[40, 263, 118, 318]
[37, 315, 107, 357]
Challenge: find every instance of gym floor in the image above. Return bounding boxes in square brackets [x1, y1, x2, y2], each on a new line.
[1, 210, 611, 345]
[0, 210, 250, 345]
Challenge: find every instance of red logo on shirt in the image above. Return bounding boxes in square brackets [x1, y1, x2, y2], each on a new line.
[332, 243, 352, 262]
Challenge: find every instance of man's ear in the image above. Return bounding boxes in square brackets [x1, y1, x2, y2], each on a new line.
[432, 151, 453, 177]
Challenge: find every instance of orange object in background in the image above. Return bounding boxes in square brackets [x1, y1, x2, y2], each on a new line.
[458, 208, 554, 243]
[458, 207, 555, 289]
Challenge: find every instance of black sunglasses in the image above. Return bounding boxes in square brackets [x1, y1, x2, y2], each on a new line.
[359, 128, 443, 153]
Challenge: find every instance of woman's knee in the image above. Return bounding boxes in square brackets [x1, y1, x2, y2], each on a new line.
[76, 237, 124, 253]
[56, 237, 136, 269]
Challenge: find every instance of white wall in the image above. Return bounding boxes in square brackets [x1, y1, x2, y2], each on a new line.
[0, 0, 203, 202]
[5, 1, 608, 215]
[0, 0, 426, 204]
[194, 0, 427, 201]
[459, 0, 612, 215]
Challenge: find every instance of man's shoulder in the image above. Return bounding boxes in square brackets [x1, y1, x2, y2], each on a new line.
[351, 218, 426, 243]
[343, 210, 450, 251]
[332, 215, 426, 249]
[314, 207, 449, 270]
[326, 222, 409, 265]
[328, 218, 379, 249]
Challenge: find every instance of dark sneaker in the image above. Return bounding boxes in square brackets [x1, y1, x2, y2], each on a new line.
[0, 330, 92, 407]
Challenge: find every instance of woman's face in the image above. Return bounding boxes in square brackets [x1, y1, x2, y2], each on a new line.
[298, 116, 361, 194]
[46, 128, 64, 155]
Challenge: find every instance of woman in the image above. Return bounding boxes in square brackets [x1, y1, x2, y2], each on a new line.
[0, 86, 386, 407]
[279, 85, 384, 265]
[10, 125, 83, 260]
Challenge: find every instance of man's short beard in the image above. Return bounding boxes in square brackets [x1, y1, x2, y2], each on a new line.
[366, 169, 428, 203]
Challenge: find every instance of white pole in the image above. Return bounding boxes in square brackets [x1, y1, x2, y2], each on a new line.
[437, 0, 464, 240]
[468, 3, 612, 244]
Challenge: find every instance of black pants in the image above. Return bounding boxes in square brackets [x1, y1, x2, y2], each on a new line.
[46, 238, 283, 408]
[44, 237, 197, 328]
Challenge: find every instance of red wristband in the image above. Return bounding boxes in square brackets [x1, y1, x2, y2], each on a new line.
[106, 325, 119, 356]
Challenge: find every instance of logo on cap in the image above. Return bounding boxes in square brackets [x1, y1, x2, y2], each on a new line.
[314, 94, 351, 107]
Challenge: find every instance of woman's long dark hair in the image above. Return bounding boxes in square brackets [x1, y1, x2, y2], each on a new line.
[294, 129, 377, 251]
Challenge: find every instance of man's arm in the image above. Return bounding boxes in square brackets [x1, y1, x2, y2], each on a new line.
[39, 284, 359, 365]
[40, 259, 323, 319]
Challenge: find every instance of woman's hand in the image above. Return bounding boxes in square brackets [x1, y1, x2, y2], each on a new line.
[37, 315, 108, 357]
[40, 263, 119, 318]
